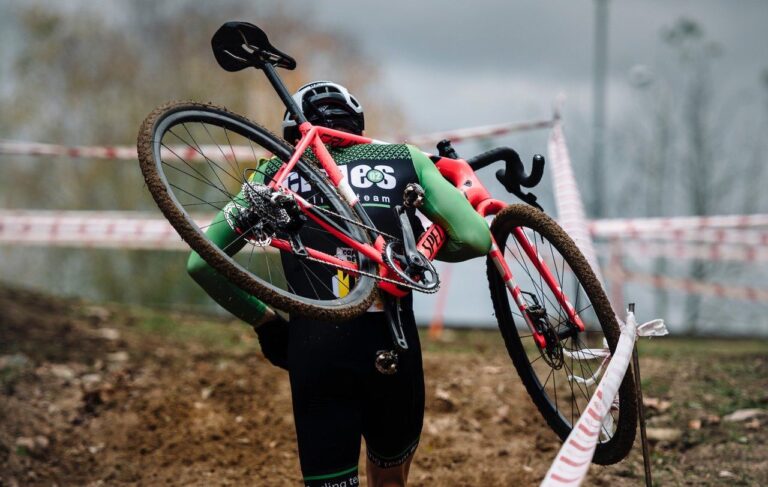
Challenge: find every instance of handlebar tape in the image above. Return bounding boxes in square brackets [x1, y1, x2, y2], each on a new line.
[466, 147, 545, 188]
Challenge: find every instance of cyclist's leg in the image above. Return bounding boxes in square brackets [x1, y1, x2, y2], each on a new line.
[366, 453, 415, 487]
[288, 318, 365, 486]
[362, 300, 425, 485]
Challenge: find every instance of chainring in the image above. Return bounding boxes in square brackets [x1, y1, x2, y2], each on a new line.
[382, 241, 440, 293]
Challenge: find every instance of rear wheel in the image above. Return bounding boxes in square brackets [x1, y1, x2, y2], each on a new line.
[137, 101, 377, 321]
[487, 204, 636, 465]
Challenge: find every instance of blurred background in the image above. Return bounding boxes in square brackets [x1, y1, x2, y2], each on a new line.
[1, 0, 767, 335]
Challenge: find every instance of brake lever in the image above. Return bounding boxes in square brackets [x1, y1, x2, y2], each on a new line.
[495, 169, 542, 210]
[493, 153, 545, 211]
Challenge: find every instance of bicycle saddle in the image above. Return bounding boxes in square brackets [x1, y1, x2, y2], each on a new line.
[211, 21, 296, 71]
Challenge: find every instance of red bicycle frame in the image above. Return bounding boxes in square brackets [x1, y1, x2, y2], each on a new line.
[264, 120, 585, 349]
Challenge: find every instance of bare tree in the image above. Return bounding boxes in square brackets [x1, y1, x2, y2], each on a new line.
[0, 1, 406, 308]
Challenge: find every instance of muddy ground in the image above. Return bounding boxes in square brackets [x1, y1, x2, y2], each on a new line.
[1, 285, 767, 486]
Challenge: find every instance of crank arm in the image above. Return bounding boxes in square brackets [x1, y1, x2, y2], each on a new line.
[395, 205, 428, 269]
[384, 297, 409, 352]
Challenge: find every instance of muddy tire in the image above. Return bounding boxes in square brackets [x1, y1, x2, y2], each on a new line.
[137, 101, 376, 321]
[487, 204, 637, 465]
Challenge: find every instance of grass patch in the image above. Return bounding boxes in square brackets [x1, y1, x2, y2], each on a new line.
[127, 307, 251, 353]
[636, 337, 768, 359]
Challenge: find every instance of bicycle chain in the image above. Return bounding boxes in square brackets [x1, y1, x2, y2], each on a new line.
[303, 252, 440, 294]
[243, 191, 438, 293]
[307, 206, 440, 293]
[312, 205, 401, 242]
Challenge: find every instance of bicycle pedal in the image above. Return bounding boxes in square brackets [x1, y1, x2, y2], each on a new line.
[403, 183, 425, 208]
[374, 350, 399, 375]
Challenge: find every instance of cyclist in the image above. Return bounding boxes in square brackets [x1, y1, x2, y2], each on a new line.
[187, 81, 491, 487]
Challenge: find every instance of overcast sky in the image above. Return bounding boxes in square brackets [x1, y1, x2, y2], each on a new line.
[283, 0, 767, 135]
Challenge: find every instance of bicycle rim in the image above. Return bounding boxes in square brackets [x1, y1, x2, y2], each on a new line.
[138, 102, 376, 321]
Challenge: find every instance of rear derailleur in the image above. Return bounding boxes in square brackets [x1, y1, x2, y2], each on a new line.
[228, 182, 308, 255]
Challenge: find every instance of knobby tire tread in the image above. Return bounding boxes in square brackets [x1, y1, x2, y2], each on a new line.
[486, 204, 637, 465]
[137, 101, 376, 322]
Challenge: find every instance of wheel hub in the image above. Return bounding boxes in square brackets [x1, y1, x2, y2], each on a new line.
[524, 297, 565, 370]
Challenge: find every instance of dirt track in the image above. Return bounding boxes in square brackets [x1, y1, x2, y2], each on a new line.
[1, 285, 766, 486]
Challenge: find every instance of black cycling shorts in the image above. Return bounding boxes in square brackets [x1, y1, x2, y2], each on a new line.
[287, 297, 424, 486]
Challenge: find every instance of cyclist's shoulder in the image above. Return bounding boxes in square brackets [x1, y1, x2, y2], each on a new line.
[248, 155, 283, 181]
[331, 142, 416, 164]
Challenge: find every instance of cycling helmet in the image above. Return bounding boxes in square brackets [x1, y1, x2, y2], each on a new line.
[282, 81, 364, 142]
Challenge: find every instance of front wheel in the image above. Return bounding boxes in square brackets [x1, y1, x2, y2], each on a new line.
[137, 101, 377, 321]
[487, 204, 637, 465]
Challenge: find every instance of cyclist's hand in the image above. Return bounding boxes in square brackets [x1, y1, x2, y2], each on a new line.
[254, 317, 289, 370]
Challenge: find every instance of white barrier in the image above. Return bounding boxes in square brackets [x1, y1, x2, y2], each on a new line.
[4, 210, 768, 266]
[541, 312, 667, 486]
[619, 271, 768, 302]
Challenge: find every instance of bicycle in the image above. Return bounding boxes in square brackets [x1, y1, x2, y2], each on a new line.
[136, 21, 637, 465]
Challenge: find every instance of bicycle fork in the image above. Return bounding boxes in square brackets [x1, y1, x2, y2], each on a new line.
[489, 229, 585, 349]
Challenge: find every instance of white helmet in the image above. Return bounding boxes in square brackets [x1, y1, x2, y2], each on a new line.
[281, 81, 364, 142]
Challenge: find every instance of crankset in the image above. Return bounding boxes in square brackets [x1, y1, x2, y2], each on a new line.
[382, 241, 439, 292]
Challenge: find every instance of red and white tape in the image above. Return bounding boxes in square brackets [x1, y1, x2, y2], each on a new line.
[403, 119, 553, 146]
[598, 227, 768, 246]
[621, 271, 768, 302]
[547, 118, 605, 285]
[597, 239, 768, 263]
[0, 140, 267, 161]
[0, 210, 210, 250]
[541, 312, 666, 486]
[590, 214, 768, 236]
[0, 119, 554, 162]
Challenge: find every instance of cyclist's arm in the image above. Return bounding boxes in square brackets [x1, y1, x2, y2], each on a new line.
[186, 159, 279, 327]
[406, 145, 491, 262]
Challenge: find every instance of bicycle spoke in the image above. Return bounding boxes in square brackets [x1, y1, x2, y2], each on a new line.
[143, 106, 379, 334]
[494, 214, 624, 448]
[167, 181, 228, 214]
[178, 123, 242, 185]
[201, 122, 248, 186]
[160, 148, 235, 202]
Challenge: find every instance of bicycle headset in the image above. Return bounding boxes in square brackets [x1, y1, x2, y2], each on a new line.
[281, 81, 365, 142]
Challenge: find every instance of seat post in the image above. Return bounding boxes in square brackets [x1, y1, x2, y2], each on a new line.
[261, 63, 307, 125]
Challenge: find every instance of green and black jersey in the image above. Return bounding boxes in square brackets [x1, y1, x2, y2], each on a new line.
[187, 143, 491, 325]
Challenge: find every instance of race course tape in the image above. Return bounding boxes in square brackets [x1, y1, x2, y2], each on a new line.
[0, 140, 268, 162]
[403, 119, 553, 146]
[590, 214, 768, 235]
[596, 239, 768, 263]
[620, 271, 768, 302]
[0, 118, 554, 162]
[4, 210, 768, 261]
[541, 312, 667, 486]
[0, 210, 210, 250]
